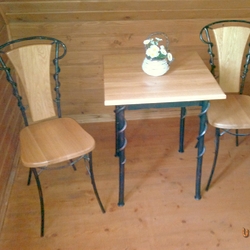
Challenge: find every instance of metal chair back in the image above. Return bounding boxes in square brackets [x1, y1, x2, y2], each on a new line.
[200, 20, 250, 94]
[0, 36, 67, 125]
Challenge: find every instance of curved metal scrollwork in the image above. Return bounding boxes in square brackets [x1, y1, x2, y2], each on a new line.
[115, 105, 127, 159]
[0, 58, 28, 126]
[0, 36, 67, 124]
[114, 105, 127, 206]
[196, 101, 210, 159]
[194, 101, 210, 200]
[179, 107, 187, 153]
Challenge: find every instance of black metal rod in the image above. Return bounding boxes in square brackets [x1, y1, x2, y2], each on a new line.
[206, 128, 220, 191]
[194, 101, 209, 200]
[179, 107, 186, 153]
[88, 152, 106, 213]
[114, 105, 127, 206]
[31, 168, 45, 237]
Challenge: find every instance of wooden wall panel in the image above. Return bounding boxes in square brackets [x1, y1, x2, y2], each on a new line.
[0, 15, 22, 232]
[0, 0, 249, 123]
[0, 0, 249, 236]
[0, 1, 249, 22]
[0, 20, 216, 120]
[0, 0, 249, 228]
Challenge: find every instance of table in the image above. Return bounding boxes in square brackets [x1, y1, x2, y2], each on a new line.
[103, 51, 226, 206]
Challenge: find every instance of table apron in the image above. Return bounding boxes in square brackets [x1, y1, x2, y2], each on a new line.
[126, 101, 205, 110]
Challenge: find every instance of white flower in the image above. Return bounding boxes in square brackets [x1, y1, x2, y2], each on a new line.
[160, 45, 167, 55]
[155, 37, 163, 42]
[146, 45, 160, 58]
[167, 52, 173, 61]
[143, 39, 151, 45]
[143, 35, 171, 60]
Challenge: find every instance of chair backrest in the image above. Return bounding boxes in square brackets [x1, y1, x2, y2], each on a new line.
[0, 36, 67, 125]
[200, 20, 250, 93]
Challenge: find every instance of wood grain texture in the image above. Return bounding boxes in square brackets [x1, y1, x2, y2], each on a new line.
[20, 118, 95, 167]
[103, 51, 226, 106]
[0, 0, 249, 243]
[0, 1, 249, 121]
[0, 1, 249, 22]
[213, 26, 250, 93]
[6, 20, 214, 119]
[208, 95, 250, 129]
[7, 44, 56, 122]
[1, 117, 250, 248]
[0, 17, 21, 234]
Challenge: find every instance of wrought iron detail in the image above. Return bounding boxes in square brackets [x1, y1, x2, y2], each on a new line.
[114, 105, 127, 206]
[241, 46, 250, 94]
[196, 101, 209, 158]
[179, 107, 187, 153]
[200, 20, 250, 94]
[0, 36, 67, 125]
[194, 101, 210, 200]
[200, 20, 250, 191]
[0, 36, 105, 237]
[114, 105, 127, 158]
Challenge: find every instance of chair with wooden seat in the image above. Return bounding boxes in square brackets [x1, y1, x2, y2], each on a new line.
[198, 20, 250, 190]
[0, 36, 105, 237]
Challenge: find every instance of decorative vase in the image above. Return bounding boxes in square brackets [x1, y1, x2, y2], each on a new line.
[142, 32, 173, 77]
[142, 57, 169, 77]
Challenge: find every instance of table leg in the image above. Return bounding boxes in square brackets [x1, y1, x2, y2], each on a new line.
[195, 101, 209, 199]
[179, 107, 186, 153]
[114, 105, 127, 206]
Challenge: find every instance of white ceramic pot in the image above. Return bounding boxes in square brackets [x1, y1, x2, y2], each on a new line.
[142, 57, 169, 77]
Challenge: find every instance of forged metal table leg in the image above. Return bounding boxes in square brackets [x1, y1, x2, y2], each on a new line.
[114, 105, 127, 206]
[195, 101, 209, 200]
[179, 107, 186, 153]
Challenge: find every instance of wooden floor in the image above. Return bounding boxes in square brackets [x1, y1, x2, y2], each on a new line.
[1, 116, 250, 249]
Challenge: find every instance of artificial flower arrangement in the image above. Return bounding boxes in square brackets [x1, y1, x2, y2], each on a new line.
[142, 32, 174, 76]
[143, 35, 173, 62]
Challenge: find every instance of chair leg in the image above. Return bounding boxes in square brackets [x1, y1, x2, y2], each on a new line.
[236, 129, 239, 146]
[206, 128, 220, 191]
[70, 159, 77, 171]
[86, 152, 105, 213]
[31, 168, 45, 237]
[179, 107, 186, 153]
[27, 169, 32, 185]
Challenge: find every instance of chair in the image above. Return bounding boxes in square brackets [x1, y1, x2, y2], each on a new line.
[199, 20, 250, 190]
[0, 36, 105, 237]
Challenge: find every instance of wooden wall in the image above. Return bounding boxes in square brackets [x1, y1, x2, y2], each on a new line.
[0, 11, 22, 231]
[0, 0, 249, 123]
[0, 0, 249, 233]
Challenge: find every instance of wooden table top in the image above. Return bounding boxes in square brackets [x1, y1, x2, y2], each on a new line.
[103, 51, 226, 106]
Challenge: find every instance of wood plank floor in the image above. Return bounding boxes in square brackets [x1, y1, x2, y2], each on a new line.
[1, 116, 250, 249]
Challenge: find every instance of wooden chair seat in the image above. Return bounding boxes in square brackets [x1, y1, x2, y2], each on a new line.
[20, 117, 95, 168]
[208, 94, 250, 130]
